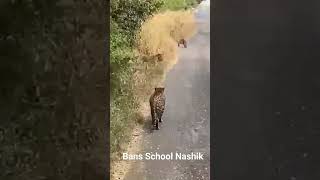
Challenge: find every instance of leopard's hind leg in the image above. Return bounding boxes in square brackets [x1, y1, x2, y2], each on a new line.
[158, 104, 165, 123]
[152, 114, 159, 130]
[158, 111, 163, 123]
[152, 112, 159, 130]
[150, 102, 157, 130]
[155, 118, 159, 130]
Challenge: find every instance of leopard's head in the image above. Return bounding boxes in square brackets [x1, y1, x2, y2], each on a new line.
[155, 87, 165, 93]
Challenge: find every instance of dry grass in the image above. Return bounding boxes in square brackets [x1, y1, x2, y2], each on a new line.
[110, 10, 197, 180]
[133, 9, 197, 113]
[136, 10, 197, 73]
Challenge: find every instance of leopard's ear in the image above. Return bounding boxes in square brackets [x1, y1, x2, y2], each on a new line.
[155, 87, 165, 92]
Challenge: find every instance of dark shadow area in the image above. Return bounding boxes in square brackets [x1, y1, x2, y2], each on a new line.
[213, 0, 320, 179]
[0, 0, 108, 179]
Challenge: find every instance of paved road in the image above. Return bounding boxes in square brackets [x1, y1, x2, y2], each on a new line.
[124, 1, 210, 179]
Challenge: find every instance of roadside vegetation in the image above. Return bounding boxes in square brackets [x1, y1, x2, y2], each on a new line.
[110, 0, 198, 161]
[1, 1, 106, 179]
[160, 0, 198, 10]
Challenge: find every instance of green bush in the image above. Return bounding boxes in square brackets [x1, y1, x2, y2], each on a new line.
[111, 0, 163, 45]
[161, 0, 197, 10]
[110, 0, 164, 156]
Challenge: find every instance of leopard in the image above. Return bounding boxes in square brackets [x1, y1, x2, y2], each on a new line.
[154, 53, 163, 62]
[149, 87, 166, 130]
[178, 39, 187, 48]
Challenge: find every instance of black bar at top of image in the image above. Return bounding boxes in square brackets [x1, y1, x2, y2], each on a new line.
[213, 0, 320, 179]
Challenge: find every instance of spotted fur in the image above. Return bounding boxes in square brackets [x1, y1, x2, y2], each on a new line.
[178, 39, 187, 48]
[155, 53, 163, 61]
[149, 87, 166, 130]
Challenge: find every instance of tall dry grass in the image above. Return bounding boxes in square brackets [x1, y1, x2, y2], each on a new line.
[132, 9, 197, 122]
[136, 10, 197, 75]
[110, 9, 198, 180]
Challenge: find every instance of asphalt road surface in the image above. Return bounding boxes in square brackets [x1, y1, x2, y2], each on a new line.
[124, 1, 210, 179]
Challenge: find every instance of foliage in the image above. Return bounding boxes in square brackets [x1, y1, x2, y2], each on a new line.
[109, 21, 137, 156]
[109, 0, 199, 159]
[0, 0, 107, 179]
[110, 0, 164, 157]
[161, 0, 198, 10]
[111, 0, 164, 45]
[0, 0, 62, 119]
